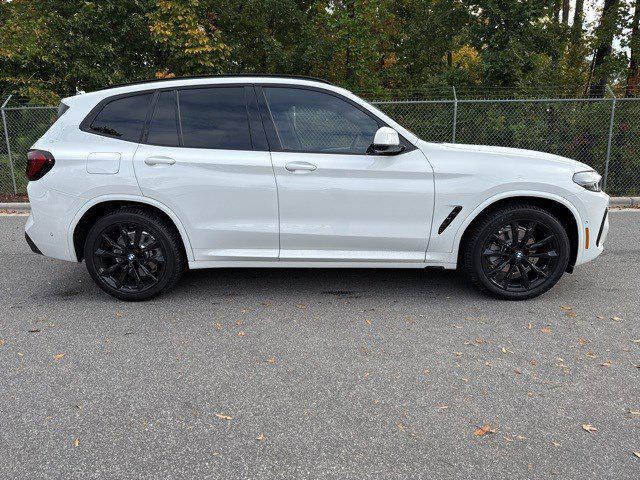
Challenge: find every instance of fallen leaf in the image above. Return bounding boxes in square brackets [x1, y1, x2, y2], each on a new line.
[214, 413, 232, 421]
[237, 331, 246, 337]
[582, 424, 597, 433]
[578, 338, 588, 346]
[474, 423, 497, 436]
[514, 368, 522, 374]
[372, 399, 380, 405]
[261, 301, 273, 307]
[214, 322, 223, 330]
[395, 421, 405, 431]
[560, 305, 573, 311]
[73, 438, 80, 447]
[0, 339, 4, 347]
[364, 319, 372, 325]
[363, 372, 370, 379]
[634, 451, 640, 459]
[540, 327, 552, 333]
[53, 353, 65, 361]
[266, 357, 276, 364]
[256, 433, 265, 441]
[629, 410, 640, 416]
[296, 304, 307, 310]
[437, 404, 449, 410]
[423, 368, 431, 375]
[611, 316, 622, 322]
[565, 312, 578, 318]
[596, 315, 604, 320]
[585, 351, 596, 358]
[601, 360, 612, 367]
[527, 322, 532, 330]
[454, 351, 463, 357]
[552, 441, 562, 447]
[236, 320, 243, 326]
[501, 347, 514, 354]
[115, 311, 123, 318]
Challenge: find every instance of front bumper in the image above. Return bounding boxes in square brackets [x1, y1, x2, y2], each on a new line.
[574, 191, 609, 267]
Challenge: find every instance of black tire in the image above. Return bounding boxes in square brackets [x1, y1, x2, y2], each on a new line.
[462, 204, 570, 300]
[84, 207, 185, 301]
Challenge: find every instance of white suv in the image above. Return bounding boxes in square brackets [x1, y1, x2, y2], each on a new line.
[25, 75, 609, 301]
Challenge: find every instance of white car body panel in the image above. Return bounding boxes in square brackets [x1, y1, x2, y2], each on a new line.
[25, 76, 609, 275]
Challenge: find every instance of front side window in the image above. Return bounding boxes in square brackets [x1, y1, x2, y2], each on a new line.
[178, 87, 252, 150]
[89, 93, 153, 142]
[263, 87, 379, 154]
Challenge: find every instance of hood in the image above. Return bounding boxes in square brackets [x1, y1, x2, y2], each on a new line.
[425, 142, 593, 172]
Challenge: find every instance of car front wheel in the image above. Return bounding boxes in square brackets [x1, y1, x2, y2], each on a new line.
[463, 204, 571, 300]
[84, 207, 185, 301]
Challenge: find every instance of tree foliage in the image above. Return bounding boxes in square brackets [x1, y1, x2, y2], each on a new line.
[0, 0, 637, 102]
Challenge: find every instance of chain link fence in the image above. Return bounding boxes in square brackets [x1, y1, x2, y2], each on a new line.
[1, 93, 639, 197]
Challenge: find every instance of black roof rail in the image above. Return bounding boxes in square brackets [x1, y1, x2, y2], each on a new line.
[95, 74, 335, 91]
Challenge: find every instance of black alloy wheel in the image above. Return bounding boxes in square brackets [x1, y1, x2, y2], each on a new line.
[84, 207, 185, 301]
[463, 204, 570, 300]
[92, 223, 166, 293]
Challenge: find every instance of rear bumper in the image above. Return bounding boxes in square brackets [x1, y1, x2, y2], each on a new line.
[25, 232, 43, 255]
[25, 182, 80, 262]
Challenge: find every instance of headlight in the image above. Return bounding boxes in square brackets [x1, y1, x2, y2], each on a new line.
[573, 170, 602, 192]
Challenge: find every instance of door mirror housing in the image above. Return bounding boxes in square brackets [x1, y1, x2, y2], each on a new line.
[371, 127, 404, 155]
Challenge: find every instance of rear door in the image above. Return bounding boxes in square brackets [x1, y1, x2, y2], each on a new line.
[259, 86, 434, 263]
[133, 86, 279, 261]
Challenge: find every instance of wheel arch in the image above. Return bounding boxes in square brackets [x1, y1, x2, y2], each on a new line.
[69, 196, 194, 263]
[455, 194, 581, 272]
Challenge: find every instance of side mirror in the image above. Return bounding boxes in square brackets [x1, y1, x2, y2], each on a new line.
[371, 127, 404, 155]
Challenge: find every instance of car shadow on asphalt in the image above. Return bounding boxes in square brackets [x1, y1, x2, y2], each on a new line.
[172, 267, 477, 301]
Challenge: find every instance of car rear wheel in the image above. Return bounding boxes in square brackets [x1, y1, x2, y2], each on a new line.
[84, 207, 185, 301]
[463, 204, 571, 300]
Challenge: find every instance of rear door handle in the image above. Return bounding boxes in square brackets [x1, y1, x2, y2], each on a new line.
[285, 161, 317, 173]
[144, 156, 176, 166]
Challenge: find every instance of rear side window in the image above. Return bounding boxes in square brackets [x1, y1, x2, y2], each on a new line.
[88, 93, 152, 142]
[147, 91, 179, 147]
[178, 87, 251, 150]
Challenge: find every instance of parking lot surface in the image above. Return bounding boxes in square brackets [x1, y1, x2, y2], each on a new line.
[1, 211, 639, 479]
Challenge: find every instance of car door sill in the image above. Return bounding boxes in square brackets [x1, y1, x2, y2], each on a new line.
[188, 260, 454, 269]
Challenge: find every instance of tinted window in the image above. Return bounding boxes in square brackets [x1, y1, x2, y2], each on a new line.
[147, 91, 179, 146]
[263, 87, 379, 154]
[178, 87, 251, 150]
[89, 93, 152, 142]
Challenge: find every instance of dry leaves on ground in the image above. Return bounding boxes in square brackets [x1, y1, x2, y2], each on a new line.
[474, 423, 497, 436]
[214, 413, 233, 421]
[53, 353, 65, 361]
[634, 452, 640, 459]
[266, 357, 276, 364]
[73, 438, 80, 447]
[256, 433, 265, 441]
[582, 424, 597, 433]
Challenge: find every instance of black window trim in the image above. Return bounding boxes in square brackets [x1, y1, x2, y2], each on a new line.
[79, 82, 416, 154]
[256, 83, 416, 155]
[142, 89, 182, 148]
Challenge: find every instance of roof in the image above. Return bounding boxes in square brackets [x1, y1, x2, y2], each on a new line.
[95, 74, 335, 92]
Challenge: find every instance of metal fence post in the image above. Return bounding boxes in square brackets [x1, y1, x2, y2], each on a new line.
[1, 95, 17, 195]
[604, 86, 616, 192]
[452, 86, 458, 143]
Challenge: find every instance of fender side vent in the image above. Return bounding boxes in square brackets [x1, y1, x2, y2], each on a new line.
[438, 206, 462, 234]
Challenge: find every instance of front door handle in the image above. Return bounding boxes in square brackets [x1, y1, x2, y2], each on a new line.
[144, 156, 176, 166]
[285, 161, 317, 173]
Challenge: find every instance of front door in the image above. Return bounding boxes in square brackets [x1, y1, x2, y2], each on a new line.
[260, 86, 434, 263]
[133, 86, 279, 261]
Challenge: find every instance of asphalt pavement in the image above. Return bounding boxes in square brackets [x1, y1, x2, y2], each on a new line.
[0, 211, 638, 479]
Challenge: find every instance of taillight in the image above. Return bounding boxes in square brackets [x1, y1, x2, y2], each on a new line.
[26, 150, 55, 181]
